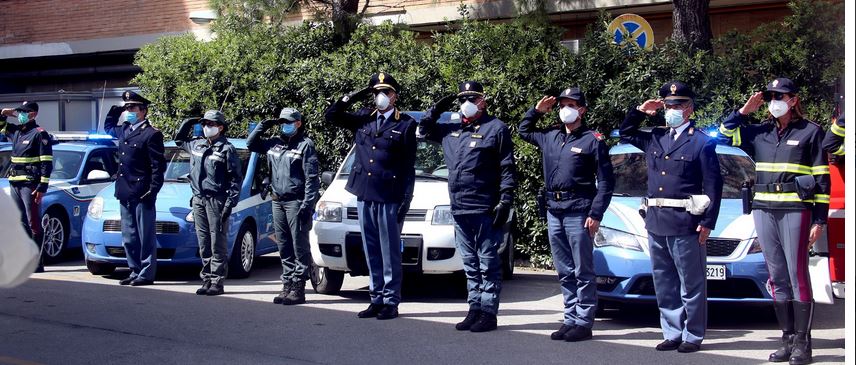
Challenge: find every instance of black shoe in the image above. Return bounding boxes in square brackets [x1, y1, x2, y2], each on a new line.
[282, 284, 305, 305]
[357, 303, 384, 318]
[455, 309, 482, 331]
[376, 305, 399, 320]
[770, 333, 795, 362]
[119, 277, 135, 285]
[469, 312, 497, 332]
[789, 301, 814, 365]
[130, 279, 154, 286]
[677, 342, 700, 353]
[550, 324, 575, 340]
[655, 340, 681, 351]
[563, 326, 592, 342]
[206, 284, 224, 296]
[196, 282, 211, 295]
[273, 283, 293, 304]
[770, 301, 795, 362]
[34, 265, 45, 273]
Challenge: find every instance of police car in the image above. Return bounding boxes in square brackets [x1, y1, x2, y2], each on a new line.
[595, 133, 774, 305]
[309, 112, 514, 295]
[81, 138, 278, 277]
[0, 133, 118, 262]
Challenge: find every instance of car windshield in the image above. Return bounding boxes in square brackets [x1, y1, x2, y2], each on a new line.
[338, 141, 448, 180]
[163, 146, 251, 182]
[611, 152, 755, 199]
[0, 150, 83, 180]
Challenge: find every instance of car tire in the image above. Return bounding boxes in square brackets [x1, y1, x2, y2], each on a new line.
[501, 232, 515, 280]
[309, 262, 345, 295]
[41, 208, 69, 263]
[86, 260, 116, 276]
[228, 225, 255, 279]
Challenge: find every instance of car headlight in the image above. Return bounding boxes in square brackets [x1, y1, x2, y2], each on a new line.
[748, 237, 762, 254]
[87, 197, 104, 219]
[315, 201, 342, 222]
[594, 227, 645, 251]
[185, 211, 194, 223]
[432, 205, 453, 225]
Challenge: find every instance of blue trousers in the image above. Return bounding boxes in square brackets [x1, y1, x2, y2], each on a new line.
[120, 200, 158, 281]
[547, 211, 597, 328]
[273, 200, 312, 284]
[648, 232, 707, 345]
[357, 200, 402, 307]
[453, 214, 503, 315]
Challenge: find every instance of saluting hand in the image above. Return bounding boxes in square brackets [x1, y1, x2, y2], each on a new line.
[584, 217, 600, 238]
[638, 99, 664, 116]
[1, 108, 14, 117]
[739, 92, 765, 116]
[696, 225, 711, 246]
[535, 96, 556, 114]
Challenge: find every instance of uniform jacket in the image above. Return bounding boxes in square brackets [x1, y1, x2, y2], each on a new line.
[719, 110, 830, 224]
[247, 126, 320, 210]
[105, 118, 166, 203]
[620, 108, 723, 236]
[7, 120, 52, 192]
[518, 108, 614, 220]
[822, 115, 844, 157]
[420, 109, 516, 215]
[325, 100, 417, 204]
[176, 135, 243, 208]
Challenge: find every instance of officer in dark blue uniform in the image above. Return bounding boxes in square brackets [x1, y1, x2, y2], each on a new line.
[2, 102, 51, 273]
[518, 88, 614, 342]
[421, 81, 516, 333]
[248, 107, 320, 305]
[823, 115, 844, 157]
[174, 110, 243, 296]
[104, 91, 166, 286]
[325, 73, 418, 320]
[620, 81, 723, 353]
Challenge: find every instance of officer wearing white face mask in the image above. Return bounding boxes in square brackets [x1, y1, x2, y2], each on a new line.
[620, 81, 723, 353]
[719, 78, 829, 365]
[518, 87, 614, 342]
[174, 110, 243, 296]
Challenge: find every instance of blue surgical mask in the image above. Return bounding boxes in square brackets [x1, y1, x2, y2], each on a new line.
[124, 111, 139, 124]
[281, 123, 297, 136]
[17, 112, 29, 124]
[664, 108, 685, 128]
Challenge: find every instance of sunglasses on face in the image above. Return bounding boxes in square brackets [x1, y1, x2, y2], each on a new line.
[201, 120, 220, 127]
[763, 92, 790, 102]
[458, 95, 480, 103]
[123, 105, 141, 112]
[373, 89, 393, 96]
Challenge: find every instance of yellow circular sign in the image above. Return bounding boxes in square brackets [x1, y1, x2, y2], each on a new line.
[607, 14, 655, 50]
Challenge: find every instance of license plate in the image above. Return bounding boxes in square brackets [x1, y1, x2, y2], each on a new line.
[706, 265, 726, 280]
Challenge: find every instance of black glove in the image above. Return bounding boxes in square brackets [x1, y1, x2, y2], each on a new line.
[492, 201, 511, 228]
[260, 118, 279, 129]
[221, 206, 233, 226]
[397, 197, 412, 223]
[298, 205, 313, 220]
[435, 94, 457, 111]
[105, 105, 124, 126]
[342, 87, 373, 104]
[175, 117, 200, 140]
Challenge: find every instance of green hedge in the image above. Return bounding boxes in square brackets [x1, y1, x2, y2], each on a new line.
[133, 0, 843, 268]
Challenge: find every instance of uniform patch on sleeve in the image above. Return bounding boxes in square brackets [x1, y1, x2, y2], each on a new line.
[592, 132, 604, 141]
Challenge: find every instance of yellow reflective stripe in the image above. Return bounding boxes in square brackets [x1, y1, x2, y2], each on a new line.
[7, 176, 34, 181]
[731, 127, 742, 147]
[811, 165, 829, 175]
[831, 123, 845, 137]
[833, 145, 845, 155]
[754, 192, 803, 202]
[756, 162, 812, 175]
[814, 194, 830, 204]
[10, 156, 40, 163]
[718, 124, 735, 137]
[40, 177, 50, 183]
[39, 155, 53, 162]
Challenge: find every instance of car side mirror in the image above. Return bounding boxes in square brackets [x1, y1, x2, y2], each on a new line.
[321, 171, 334, 186]
[86, 169, 111, 182]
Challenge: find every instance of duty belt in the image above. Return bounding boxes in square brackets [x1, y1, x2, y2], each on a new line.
[755, 182, 797, 193]
[547, 188, 593, 201]
[645, 198, 689, 208]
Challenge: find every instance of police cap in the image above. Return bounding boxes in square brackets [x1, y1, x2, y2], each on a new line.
[201, 110, 226, 125]
[122, 90, 151, 106]
[764, 78, 797, 101]
[278, 107, 302, 123]
[369, 72, 400, 93]
[658, 81, 695, 106]
[15, 101, 39, 113]
[557, 87, 586, 107]
[457, 81, 485, 98]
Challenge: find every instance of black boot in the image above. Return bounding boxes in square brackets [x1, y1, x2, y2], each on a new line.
[789, 301, 813, 365]
[769, 300, 795, 362]
[273, 282, 292, 304]
[196, 281, 211, 295]
[455, 309, 481, 331]
[206, 283, 224, 296]
[469, 312, 497, 332]
[282, 282, 306, 305]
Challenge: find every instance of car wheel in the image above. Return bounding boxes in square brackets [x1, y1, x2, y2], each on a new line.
[86, 260, 116, 275]
[228, 226, 255, 279]
[41, 208, 69, 263]
[309, 262, 344, 295]
[501, 232, 515, 280]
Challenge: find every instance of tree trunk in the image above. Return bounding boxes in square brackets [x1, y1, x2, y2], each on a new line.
[672, 0, 713, 51]
[330, 0, 360, 45]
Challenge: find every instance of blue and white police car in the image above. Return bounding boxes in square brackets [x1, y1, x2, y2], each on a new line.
[0, 133, 118, 262]
[81, 138, 278, 277]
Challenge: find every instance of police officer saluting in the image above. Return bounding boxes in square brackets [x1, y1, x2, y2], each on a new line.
[174, 110, 243, 296]
[104, 91, 166, 286]
[421, 81, 516, 332]
[518, 88, 614, 342]
[620, 81, 723, 353]
[248, 107, 320, 305]
[719, 78, 829, 365]
[1, 101, 51, 273]
[325, 73, 417, 319]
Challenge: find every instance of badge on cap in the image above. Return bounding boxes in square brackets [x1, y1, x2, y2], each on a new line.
[124, 91, 130, 99]
[465, 83, 471, 91]
[379, 73, 385, 83]
[773, 80, 779, 87]
[670, 84, 677, 95]
[564, 88, 571, 95]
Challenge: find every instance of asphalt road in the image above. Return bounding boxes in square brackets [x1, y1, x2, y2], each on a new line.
[0, 256, 846, 365]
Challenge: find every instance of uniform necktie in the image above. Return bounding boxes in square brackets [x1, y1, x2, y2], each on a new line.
[377, 115, 386, 131]
[666, 129, 676, 151]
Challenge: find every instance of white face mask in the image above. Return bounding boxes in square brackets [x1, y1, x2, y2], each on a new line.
[768, 100, 790, 118]
[375, 92, 390, 110]
[203, 125, 220, 138]
[559, 106, 579, 124]
[460, 101, 479, 118]
[664, 108, 686, 128]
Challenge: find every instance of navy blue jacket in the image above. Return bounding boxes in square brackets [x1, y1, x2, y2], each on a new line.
[105, 119, 166, 203]
[248, 126, 320, 210]
[8, 121, 52, 192]
[175, 135, 243, 208]
[518, 108, 614, 220]
[420, 110, 516, 215]
[325, 100, 417, 204]
[620, 108, 723, 236]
